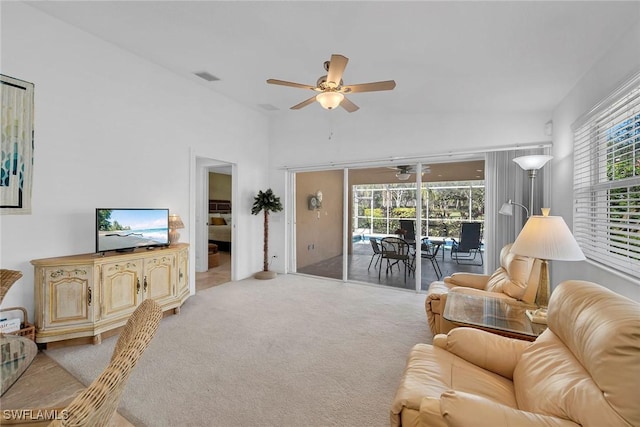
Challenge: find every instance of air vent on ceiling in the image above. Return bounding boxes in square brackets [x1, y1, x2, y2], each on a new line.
[194, 71, 220, 82]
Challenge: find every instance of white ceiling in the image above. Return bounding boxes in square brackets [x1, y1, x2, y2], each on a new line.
[26, 1, 640, 116]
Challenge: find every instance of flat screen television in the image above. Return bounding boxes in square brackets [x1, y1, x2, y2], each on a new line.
[96, 208, 170, 253]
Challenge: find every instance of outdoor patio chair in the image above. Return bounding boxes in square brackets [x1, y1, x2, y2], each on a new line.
[380, 237, 414, 283]
[367, 238, 384, 271]
[450, 222, 483, 266]
[420, 238, 442, 279]
[399, 219, 416, 243]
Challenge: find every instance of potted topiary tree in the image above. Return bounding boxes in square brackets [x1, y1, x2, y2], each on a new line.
[251, 188, 283, 279]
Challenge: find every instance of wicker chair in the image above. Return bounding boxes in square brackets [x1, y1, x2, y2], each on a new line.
[0, 269, 23, 305]
[10, 299, 163, 426]
[50, 299, 163, 426]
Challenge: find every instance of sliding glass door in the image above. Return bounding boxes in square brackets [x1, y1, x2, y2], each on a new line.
[292, 160, 486, 289]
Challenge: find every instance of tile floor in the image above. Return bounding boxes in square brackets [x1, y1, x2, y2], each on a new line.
[298, 240, 485, 291]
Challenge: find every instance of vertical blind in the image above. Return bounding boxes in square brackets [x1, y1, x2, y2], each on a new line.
[573, 74, 640, 279]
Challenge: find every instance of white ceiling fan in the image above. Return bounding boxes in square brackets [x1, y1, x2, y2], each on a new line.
[266, 54, 396, 112]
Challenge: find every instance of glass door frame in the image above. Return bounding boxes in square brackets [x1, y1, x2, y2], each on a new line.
[286, 155, 493, 291]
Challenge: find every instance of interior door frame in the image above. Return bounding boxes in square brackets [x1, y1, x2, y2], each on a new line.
[189, 149, 237, 294]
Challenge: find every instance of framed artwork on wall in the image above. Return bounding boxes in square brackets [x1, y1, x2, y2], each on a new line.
[1, 74, 34, 215]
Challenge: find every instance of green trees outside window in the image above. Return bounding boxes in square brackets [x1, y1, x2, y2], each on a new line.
[353, 181, 484, 239]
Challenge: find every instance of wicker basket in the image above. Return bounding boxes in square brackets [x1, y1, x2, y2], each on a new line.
[0, 306, 36, 341]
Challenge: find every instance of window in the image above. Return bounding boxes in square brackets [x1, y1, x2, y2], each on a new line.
[353, 181, 485, 239]
[573, 75, 640, 279]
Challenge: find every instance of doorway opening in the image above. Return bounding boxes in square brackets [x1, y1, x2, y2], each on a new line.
[193, 157, 234, 292]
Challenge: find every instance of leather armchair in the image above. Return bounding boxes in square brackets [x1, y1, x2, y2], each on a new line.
[392, 280, 640, 427]
[425, 243, 541, 335]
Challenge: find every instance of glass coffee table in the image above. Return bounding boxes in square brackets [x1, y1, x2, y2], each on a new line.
[1, 334, 38, 395]
[443, 291, 547, 341]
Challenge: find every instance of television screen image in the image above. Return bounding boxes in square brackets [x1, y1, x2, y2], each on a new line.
[96, 208, 169, 253]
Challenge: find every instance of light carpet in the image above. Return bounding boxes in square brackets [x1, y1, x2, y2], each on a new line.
[46, 274, 432, 427]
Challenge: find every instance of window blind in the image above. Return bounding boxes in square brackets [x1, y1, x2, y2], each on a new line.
[573, 75, 640, 279]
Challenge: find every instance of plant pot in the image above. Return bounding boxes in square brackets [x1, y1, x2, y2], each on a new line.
[254, 270, 277, 280]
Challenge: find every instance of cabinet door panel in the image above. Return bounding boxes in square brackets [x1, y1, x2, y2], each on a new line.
[102, 261, 142, 320]
[43, 266, 93, 328]
[176, 247, 189, 297]
[52, 279, 88, 323]
[144, 255, 175, 303]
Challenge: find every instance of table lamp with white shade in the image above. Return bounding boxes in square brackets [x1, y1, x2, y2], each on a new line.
[510, 208, 585, 321]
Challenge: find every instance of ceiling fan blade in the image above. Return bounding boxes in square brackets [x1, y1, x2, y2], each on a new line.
[267, 79, 317, 91]
[290, 96, 317, 110]
[326, 54, 349, 86]
[342, 80, 396, 93]
[340, 96, 359, 113]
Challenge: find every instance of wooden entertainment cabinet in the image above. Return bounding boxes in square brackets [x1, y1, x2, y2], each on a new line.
[31, 243, 189, 346]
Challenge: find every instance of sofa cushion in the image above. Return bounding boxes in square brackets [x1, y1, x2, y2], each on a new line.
[440, 391, 580, 427]
[425, 281, 451, 315]
[514, 280, 640, 427]
[391, 344, 517, 427]
[434, 327, 530, 380]
[484, 268, 507, 293]
[425, 281, 452, 334]
[484, 245, 533, 300]
[514, 330, 625, 426]
[551, 280, 640, 426]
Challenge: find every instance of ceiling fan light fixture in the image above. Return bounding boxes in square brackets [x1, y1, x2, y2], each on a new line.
[396, 171, 411, 181]
[316, 91, 344, 110]
[267, 54, 395, 113]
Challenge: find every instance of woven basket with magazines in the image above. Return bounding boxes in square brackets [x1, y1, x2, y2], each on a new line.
[0, 306, 36, 341]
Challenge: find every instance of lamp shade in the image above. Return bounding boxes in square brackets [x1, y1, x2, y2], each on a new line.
[316, 91, 344, 109]
[168, 214, 184, 230]
[498, 199, 529, 217]
[510, 213, 585, 261]
[499, 202, 514, 216]
[512, 155, 553, 171]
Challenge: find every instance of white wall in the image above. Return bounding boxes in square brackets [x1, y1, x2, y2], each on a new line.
[551, 21, 640, 301]
[0, 3, 270, 317]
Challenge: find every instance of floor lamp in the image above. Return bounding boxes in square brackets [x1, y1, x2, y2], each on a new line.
[512, 155, 553, 215]
[510, 208, 585, 322]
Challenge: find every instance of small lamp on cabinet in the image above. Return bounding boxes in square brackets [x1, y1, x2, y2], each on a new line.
[168, 214, 184, 245]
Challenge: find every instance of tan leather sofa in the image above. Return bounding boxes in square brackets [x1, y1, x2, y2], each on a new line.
[425, 243, 541, 335]
[391, 280, 640, 427]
